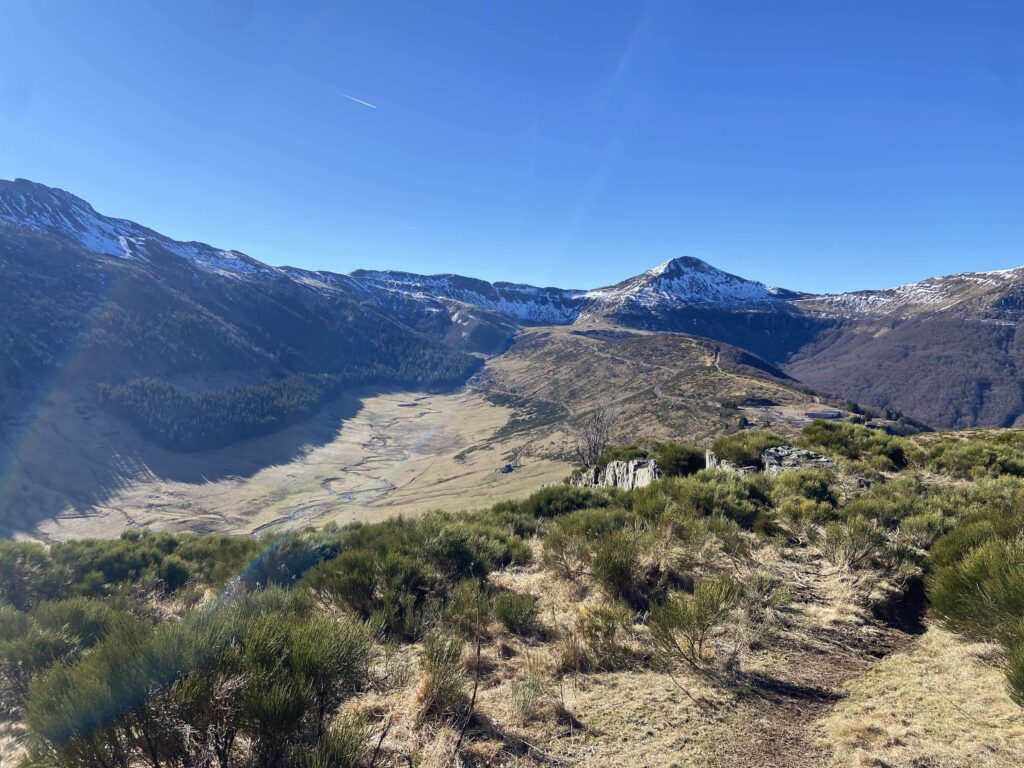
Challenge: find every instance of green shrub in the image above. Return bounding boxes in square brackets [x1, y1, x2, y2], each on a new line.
[517, 485, 611, 518]
[555, 601, 635, 675]
[22, 596, 372, 768]
[632, 471, 771, 531]
[590, 530, 656, 607]
[1008, 640, 1024, 707]
[711, 431, 786, 468]
[770, 469, 838, 507]
[298, 713, 370, 768]
[799, 421, 908, 471]
[843, 476, 924, 529]
[494, 592, 540, 636]
[0, 542, 62, 610]
[929, 536, 1024, 646]
[442, 579, 492, 639]
[924, 432, 1024, 479]
[648, 575, 742, 667]
[598, 441, 705, 477]
[540, 507, 632, 580]
[742, 572, 793, 647]
[416, 632, 466, 718]
[822, 516, 885, 568]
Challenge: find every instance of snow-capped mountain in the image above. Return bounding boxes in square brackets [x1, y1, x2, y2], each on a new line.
[796, 267, 1024, 318]
[349, 269, 583, 324]
[582, 256, 796, 312]
[5, 176, 1024, 430]
[0, 179, 273, 278]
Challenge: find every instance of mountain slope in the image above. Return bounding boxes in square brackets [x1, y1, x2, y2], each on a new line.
[6, 178, 1024, 432]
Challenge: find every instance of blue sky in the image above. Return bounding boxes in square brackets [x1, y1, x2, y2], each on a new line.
[1, 1, 1021, 293]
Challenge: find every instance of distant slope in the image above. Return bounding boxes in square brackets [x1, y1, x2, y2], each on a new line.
[790, 268, 1024, 428]
[475, 325, 823, 445]
[6, 177, 1024, 433]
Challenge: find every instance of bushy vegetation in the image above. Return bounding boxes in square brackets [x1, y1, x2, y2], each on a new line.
[0, 530, 261, 609]
[928, 486, 1024, 704]
[6, 429, 1024, 766]
[597, 440, 705, 477]
[922, 431, 1024, 479]
[710, 430, 786, 468]
[799, 420, 910, 471]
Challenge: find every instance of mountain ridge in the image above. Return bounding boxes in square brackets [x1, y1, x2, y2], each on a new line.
[4, 177, 1024, 430]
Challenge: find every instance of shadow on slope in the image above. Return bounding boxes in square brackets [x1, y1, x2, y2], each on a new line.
[0, 383, 371, 538]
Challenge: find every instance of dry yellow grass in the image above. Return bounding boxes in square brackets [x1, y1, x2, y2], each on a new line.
[3, 388, 570, 541]
[822, 628, 1024, 768]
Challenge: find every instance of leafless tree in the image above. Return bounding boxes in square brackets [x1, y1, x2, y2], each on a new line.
[567, 405, 615, 468]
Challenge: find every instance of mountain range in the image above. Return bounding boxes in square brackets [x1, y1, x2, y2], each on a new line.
[3, 177, 1024, 434]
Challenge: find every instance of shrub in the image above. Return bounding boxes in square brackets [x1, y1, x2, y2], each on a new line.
[742, 572, 793, 647]
[442, 579, 492, 639]
[822, 516, 885, 568]
[416, 632, 466, 718]
[929, 537, 1024, 646]
[0, 542, 62, 610]
[710, 431, 787, 468]
[299, 713, 369, 768]
[648, 575, 741, 667]
[540, 507, 632, 580]
[555, 601, 635, 675]
[770, 469, 838, 507]
[1008, 640, 1024, 708]
[494, 592, 540, 636]
[509, 654, 546, 723]
[597, 441, 705, 477]
[632, 471, 771, 531]
[590, 530, 657, 608]
[843, 476, 924, 529]
[799, 421, 908, 471]
[22, 597, 372, 768]
[924, 432, 1024, 479]
[518, 485, 611, 518]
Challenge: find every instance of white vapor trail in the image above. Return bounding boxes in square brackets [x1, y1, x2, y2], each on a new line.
[340, 93, 377, 109]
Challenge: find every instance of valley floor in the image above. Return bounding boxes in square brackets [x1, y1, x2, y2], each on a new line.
[3, 389, 569, 542]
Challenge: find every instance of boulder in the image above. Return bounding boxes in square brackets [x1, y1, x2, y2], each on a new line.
[570, 466, 601, 487]
[760, 445, 837, 475]
[570, 459, 662, 490]
[704, 450, 757, 474]
[601, 459, 661, 490]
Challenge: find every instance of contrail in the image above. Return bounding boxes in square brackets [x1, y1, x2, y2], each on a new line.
[340, 93, 377, 109]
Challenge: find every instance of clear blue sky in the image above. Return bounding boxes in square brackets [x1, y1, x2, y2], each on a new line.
[1, 1, 1021, 293]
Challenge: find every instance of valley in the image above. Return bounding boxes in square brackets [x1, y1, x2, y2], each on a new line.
[2, 387, 569, 542]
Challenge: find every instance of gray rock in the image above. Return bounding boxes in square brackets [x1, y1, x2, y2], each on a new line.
[760, 445, 837, 475]
[601, 459, 661, 490]
[570, 459, 662, 490]
[704, 450, 757, 474]
[570, 466, 601, 487]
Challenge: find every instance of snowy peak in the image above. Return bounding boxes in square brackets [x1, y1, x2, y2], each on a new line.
[0, 178, 273, 277]
[349, 269, 583, 324]
[583, 256, 789, 310]
[797, 267, 1024, 317]
[0, 178, 148, 260]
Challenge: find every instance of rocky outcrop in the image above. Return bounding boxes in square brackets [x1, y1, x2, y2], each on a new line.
[602, 459, 661, 490]
[704, 450, 757, 474]
[705, 446, 836, 476]
[571, 459, 662, 490]
[760, 446, 837, 475]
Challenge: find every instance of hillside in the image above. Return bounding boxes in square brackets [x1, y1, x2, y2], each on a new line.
[2, 425, 1023, 767]
[7, 177, 1024, 438]
[475, 325, 828, 445]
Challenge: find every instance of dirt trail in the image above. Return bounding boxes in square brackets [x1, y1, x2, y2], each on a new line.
[695, 554, 922, 767]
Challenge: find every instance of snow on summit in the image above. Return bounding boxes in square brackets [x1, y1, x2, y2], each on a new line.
[583, 256, 783, 308]
[0, 179, 272, 277]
